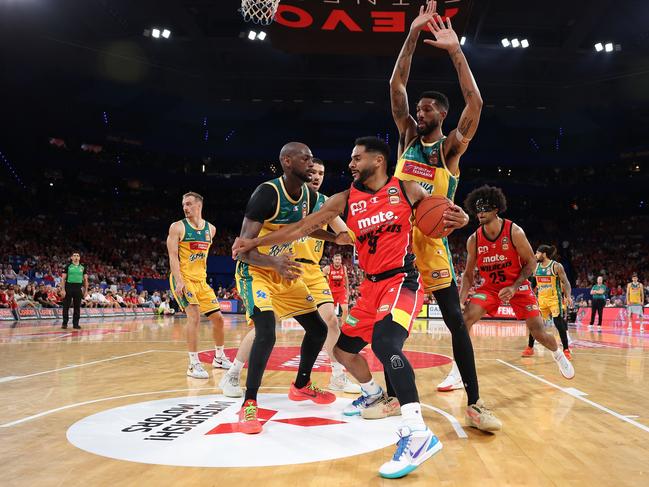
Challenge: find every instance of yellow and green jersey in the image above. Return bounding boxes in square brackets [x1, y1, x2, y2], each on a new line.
[394, 136, 458, 200]
[628, 283, 643, 304]
[293, 192, 327, 264]
[178, 219, 212, 281]
[535, 260, 562, 302]
[257, 177, 312, 257]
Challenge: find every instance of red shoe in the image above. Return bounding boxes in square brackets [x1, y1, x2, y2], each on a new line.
[289, 381, 336, 404]
[238, 400, 262, 434]
[563, 349, 572, 361]
[521, 346, 534, 357]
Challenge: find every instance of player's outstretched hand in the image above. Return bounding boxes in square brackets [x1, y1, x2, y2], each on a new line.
[275, 255, 302, 281]
[231, 237, 259, 259]
[410, 0, 437, 32]
[443, 204, 469, 230]
[424, 13, 460, 52]
[498, 286, 516, 302]
[334, 231, 354, 246]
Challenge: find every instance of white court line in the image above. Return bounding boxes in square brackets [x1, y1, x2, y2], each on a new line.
[0, 350, 156, 383]
[1, 385, 468, 438]
[421, 403, 468, 439]
[497, 359, 649, 434]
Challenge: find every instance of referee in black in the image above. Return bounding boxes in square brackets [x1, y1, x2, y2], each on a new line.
[60, 252, 88, 329]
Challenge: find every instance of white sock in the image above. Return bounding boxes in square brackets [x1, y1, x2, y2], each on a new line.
[360, 379, 382, 396]
[331, 360, 344, 377]
[214, 346, 224, 358]
[228, 359, 245, 376]
[188, 352, 200, 364]
[401, 402, 426, 430]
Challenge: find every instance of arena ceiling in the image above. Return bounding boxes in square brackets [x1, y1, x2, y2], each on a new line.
[1, 0, 648, 161]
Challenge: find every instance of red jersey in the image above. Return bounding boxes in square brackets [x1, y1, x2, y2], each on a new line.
[345, 177, 415, 275]
[475, 219, 529, 290]
[328, 264, 347, 292]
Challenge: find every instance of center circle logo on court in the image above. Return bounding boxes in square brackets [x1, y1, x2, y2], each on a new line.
[198, 346, 451, 371]
[67, 394, 404, 467]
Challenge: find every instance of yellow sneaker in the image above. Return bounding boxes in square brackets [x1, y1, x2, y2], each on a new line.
[361, 395, 401, 420]
[466, 399, 502, 432]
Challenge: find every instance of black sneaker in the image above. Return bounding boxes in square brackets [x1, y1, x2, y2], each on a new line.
[61, 324, 68, 329]
[73, 325, 81, 330]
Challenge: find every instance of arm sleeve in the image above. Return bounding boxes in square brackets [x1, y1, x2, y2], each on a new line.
[244, 184, 278, 223]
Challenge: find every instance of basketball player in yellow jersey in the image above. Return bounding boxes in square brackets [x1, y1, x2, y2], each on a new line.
[390, 1, 486, 401]
[523, 245, 573, 360]
[167, 192, 232, 379]
[219, 158, 360, 397]
[626, 273, 644, 331]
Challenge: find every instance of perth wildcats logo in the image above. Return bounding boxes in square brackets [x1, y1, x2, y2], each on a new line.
[67, 394, 404, 467]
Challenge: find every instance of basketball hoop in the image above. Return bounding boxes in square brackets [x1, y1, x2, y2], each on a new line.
[240, 0, 281, 25]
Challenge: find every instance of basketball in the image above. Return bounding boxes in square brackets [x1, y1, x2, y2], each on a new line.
[415, 195, 454, 238]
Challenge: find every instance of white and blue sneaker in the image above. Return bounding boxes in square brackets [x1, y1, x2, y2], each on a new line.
[343, 389, 384, 416]
[379, 426, 442, 479]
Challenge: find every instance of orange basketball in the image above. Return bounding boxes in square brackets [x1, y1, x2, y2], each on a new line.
[415, 195, 454, 238]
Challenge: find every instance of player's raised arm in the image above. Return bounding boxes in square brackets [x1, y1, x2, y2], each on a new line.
[459, 233, 477, 306]
[390, 0, 437, 154]
[424, 14, 483, 170]
[233, 191, 349, 257]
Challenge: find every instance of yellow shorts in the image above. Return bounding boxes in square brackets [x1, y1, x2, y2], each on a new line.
[412, 226, 455, 292]
[301, 263, 334, 308]
[169, 274, 220, 315]
[236, 262, 317, 321]
[538, 297, 562, 320]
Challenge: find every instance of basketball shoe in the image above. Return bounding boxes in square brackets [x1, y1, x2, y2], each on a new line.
[343, 389, 384, 416]
[378, 426, 442, 479]
[219, 372, 243, 398]
[186, 362, 208, 379]
[521, 346, 534, 357]
[563, 349, 572, 361]
[437, 362, 463, 391]
[238, 399, 262, 434]
[213, 354, 233, 369]
[466, 399, 502, 432]
[361, 396, 401, 420]
[289, 381, 336, 404]
[328, 373, 362, 394]
[552, 348, 575, 379]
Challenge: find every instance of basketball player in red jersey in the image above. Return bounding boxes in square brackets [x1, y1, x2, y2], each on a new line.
[233, 136, 470, 479]
[459, 185, 575, 382]
[322, 254, 349, 324]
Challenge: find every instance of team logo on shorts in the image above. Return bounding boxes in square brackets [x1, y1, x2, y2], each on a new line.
[431, 269, 450, 280]
[211, 299, 218, 304]
[323, 289, 331, 295]
[306, 295, 314, 302]
[256, 290, 268, 299]
[186, 291, 194, 298]
[472, 293, 487, 301]
[390, 354, 404, 370]
[378, 304, 390, 312]
[345, 315, 359, 327]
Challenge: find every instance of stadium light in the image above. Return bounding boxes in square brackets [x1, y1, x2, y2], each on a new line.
[521, 39, 529, 48]
[501, 38, 510, 47]
[460, 36, 466, 46]
[152, 28, 161, 39]
[594, 42, 603, 52]
[511, 38, 520, 48]
[605, 42, 613, 52]
[258, 31, 267, 41]
[162, 29, 171, 39]
[248, 30, 257, 40]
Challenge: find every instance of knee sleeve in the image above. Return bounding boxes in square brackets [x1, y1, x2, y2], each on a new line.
[370, 315, 407, 362]
[251, 310, 276, 347]
[295, 311, 328, 343]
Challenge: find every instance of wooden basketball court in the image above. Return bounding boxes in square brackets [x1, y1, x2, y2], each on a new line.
[2, 315, 648, 486]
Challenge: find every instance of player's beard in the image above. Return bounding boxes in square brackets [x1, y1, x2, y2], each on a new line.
[356, 166, 375, 184]
[295, 167, 312, 183]
[416, 119, 439, 136]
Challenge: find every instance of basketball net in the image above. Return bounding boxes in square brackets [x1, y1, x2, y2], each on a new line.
[240, 0, 281, 25]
